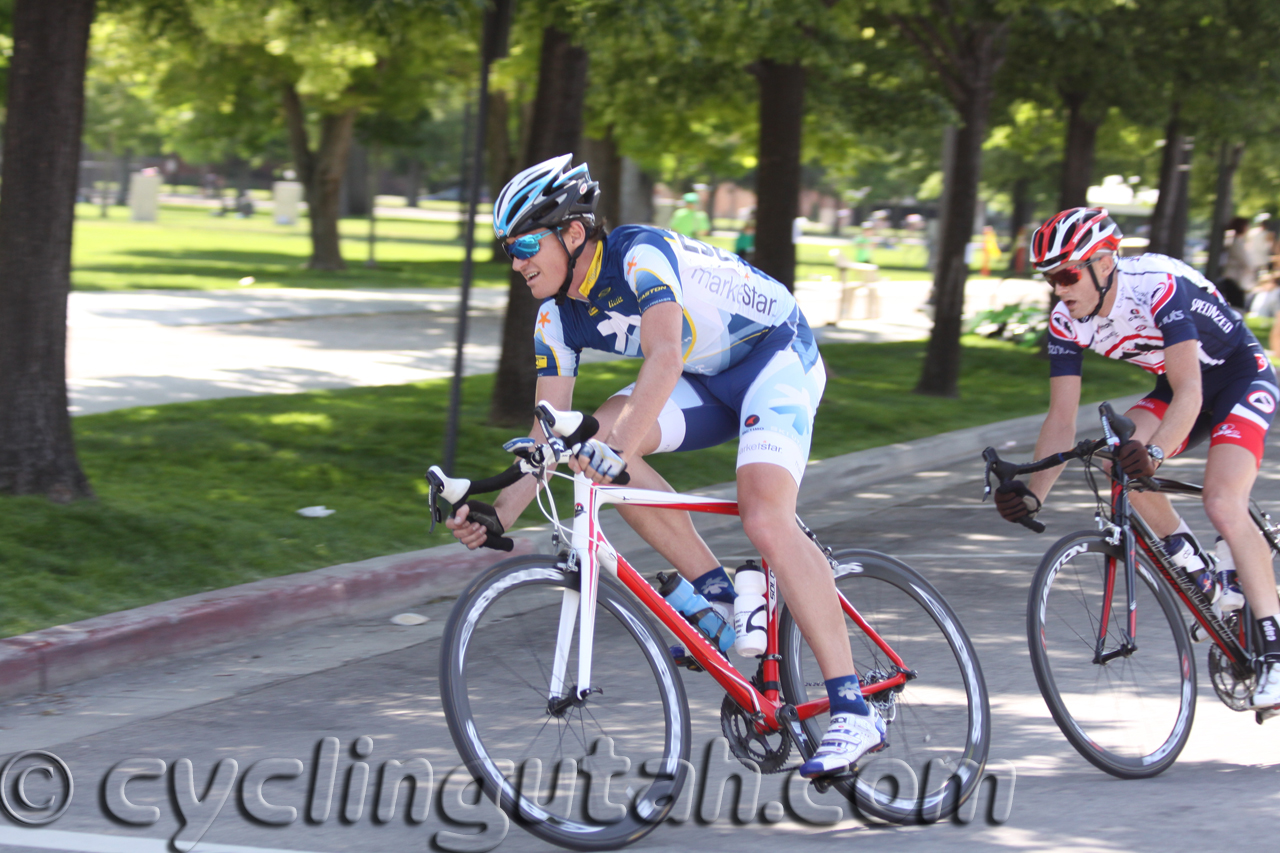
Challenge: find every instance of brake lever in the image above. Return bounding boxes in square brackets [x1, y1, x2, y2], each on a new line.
[426, 469, 444, 533]
[981, 447, 997, 501]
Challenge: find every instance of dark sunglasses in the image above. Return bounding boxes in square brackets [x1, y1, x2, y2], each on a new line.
[1044, 257, 1101, 287]
[501, 228, 557, 260]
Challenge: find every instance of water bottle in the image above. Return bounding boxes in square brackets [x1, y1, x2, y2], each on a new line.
[657, 572, 735, 655]
[1164, 533, 1214, 600]
[733, 562, 768, 657]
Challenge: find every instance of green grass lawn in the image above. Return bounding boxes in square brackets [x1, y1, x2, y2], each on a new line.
[72, 203, 509, 291]
[0, 338, 1150, 638]
[74, 202, 957, 292]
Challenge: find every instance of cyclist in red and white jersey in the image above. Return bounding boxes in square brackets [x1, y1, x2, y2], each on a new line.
[994, 207, 1280, 709]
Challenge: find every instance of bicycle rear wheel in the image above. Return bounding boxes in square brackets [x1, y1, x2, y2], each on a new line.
[778, 549, 990, 824]
[439, 556, 691, 851]
[1027, 532, 1195, 779]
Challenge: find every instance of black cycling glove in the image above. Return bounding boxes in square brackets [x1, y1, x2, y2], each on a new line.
[995, 480, 1041, 523]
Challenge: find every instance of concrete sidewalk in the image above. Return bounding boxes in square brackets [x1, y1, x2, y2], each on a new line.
[67, 286, 942, 415]
[0, 396, 1138, 702]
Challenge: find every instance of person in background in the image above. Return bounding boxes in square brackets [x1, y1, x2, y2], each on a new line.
[1220, 216, 1255, 310]
[734, 213, 756, 261]
[669, 191, 710, 238]
[852, 223, 874, 264]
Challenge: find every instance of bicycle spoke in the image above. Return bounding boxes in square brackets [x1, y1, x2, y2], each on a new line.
[1028, 534, 1194, 778]
[441, 560, 689, 848]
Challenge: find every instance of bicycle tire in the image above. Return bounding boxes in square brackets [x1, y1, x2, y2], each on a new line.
[439, 555, 691, 851]
[778, 549, 991, 824]
[1027, 532, 1195, 779]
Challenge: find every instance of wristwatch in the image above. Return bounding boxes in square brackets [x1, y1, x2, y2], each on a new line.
[1145, 444, 1165, 468]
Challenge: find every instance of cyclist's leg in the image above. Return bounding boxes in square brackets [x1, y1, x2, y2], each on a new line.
[1123, 392, 1182, 537]
[592, 378, 737, 581]
[1199, 356, 1280, 620]
[1203, 443, 1279, 618]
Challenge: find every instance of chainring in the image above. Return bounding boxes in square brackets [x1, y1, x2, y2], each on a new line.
[1209, 635, 1255, 712]
[719, 695, 792, 774]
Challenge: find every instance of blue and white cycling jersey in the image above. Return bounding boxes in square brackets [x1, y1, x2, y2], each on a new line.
[532, 224, 824, 484]
[1047, 253, 1246, 378]
[533, 224, 811, 377]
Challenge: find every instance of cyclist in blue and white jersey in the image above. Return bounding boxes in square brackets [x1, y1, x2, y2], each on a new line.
[447, 154, 884, 775]
[993, 207, 1280, 709]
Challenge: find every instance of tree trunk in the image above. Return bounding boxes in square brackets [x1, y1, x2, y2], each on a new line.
[115, 150, 131, 206]
[281, 83, 355, 271]
[916, 103, 990, 397]
[344, 141, 369, 218]
[1205, 140, 1246, 282]
[404, 159, 421, 208]
[490, 25, 589, 425]
[1166, 134, 1194, 261]
[1007, 176, 1031, 262]
[307, 112, 356, 270]
[0, 0, 96, 501]
[1059, 92, 1098, 209]
[619, 158, 653, 225]
[1148, 107, 1187, 257]
[753, 60, 805, 292]
[486, 88, 514, 262]
[580, 130, 621, 229]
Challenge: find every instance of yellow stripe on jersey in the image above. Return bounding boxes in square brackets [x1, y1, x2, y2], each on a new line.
[578, 242, 605, 298]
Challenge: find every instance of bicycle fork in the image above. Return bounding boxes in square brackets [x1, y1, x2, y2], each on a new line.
[547, 473, 604, 713]
[1096, 481, 1139, 665]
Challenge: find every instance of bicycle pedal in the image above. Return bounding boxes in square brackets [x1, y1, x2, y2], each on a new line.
[668, 645, 705, 672]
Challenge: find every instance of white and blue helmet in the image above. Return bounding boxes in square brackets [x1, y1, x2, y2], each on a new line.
[493, 153, 599, 239]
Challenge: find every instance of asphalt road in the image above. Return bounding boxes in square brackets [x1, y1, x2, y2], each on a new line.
[3, 426, 1278, 853]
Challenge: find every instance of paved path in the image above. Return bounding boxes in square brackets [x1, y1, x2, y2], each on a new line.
[2, 428, 1277, 852]
[66, 287, 948, 415]
[67, 274, 1051, 415]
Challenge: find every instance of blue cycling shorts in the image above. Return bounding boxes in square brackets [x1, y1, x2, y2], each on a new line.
[610, 322, 826, 486]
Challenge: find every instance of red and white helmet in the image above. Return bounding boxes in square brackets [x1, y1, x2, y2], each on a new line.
[1030, 208, 1122, 272]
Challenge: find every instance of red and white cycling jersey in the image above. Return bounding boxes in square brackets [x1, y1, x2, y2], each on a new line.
[1047, 254, 1245, 377]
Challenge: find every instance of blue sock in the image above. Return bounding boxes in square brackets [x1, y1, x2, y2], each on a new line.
[826, 675, 870, 716]
[694, 566, 737, 603]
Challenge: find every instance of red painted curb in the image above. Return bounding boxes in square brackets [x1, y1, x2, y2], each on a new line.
[0, 536, 538, 700]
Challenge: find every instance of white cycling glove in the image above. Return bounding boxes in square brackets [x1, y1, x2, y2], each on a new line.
[576, 439, 627, 481]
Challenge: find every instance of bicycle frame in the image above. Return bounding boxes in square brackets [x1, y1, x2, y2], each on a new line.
[550, 471, 913, 739]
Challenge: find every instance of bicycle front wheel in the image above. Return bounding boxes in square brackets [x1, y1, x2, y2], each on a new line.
[439, 556, 691, 851]
[778, 550, 990, 824]
[1027, 532, 1195, 779]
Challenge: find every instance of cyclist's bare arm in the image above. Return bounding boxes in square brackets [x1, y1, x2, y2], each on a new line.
[1147, 339, 1202, 457]
[446, 374, 575, 549]
[598, 301, 684, 463]
[1029, 375, 1082, 502]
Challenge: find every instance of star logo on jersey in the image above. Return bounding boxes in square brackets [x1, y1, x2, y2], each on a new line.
[596, 311, 641, 354]
[767, 383, 812, 435]
[537, 311, 551, 329]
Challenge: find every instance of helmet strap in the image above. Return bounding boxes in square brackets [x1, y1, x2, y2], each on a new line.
[552, 226, 593, 306]
[1082, 256, 1117, 321]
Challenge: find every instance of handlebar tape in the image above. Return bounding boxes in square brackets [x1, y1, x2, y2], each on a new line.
[1019, 516, 1046, 534]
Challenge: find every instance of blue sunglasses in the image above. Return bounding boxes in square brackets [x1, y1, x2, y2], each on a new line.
[502, 228, 558, 260]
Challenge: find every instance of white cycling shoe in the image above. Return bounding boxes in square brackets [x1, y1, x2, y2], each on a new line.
[1250, 658, 1280, 709]
[799, 708, 887, 778]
